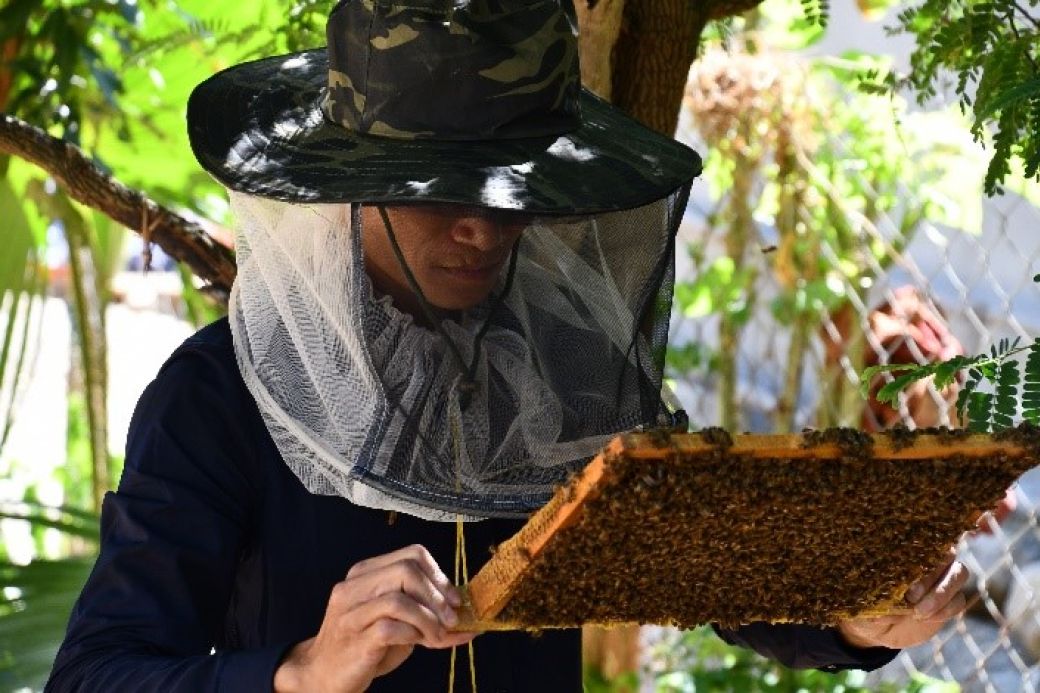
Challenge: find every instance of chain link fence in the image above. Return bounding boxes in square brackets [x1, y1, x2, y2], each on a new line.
[867, 194, 1040, 692]
[655, 48, 1040, 692]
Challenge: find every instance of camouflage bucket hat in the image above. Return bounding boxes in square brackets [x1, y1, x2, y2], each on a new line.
[187, 0, 702, 214]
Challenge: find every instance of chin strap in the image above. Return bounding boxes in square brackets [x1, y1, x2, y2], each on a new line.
[370, 203, 521, 410]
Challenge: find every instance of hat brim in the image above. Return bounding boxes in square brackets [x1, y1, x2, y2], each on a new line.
[188, 49, 701, 214]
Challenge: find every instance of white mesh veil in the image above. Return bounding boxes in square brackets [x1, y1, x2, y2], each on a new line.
[228, 189, 688, 520]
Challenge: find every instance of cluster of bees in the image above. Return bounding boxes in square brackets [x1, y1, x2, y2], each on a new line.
[495, 426, 1038, 629]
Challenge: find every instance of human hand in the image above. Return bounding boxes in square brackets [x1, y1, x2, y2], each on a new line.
[273, 544, 477, 693]
[837, 550, 968, 650]
[974, 487, 1016, 535]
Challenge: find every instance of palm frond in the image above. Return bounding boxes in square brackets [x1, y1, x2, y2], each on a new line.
[0, 176, 48, 458]
[0, 557, 96, 690]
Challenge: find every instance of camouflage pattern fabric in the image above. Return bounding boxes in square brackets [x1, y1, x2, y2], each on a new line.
[325, 0, 581, 140]
[187, 0, 701, 213]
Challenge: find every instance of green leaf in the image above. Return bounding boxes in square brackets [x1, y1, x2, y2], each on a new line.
[0, 504, 100, 543]
[0, 557, 96, 687]
[956, 378, 979, 420]
[876, 372, 926, 406]
[0, 0, 37, 40]
[859, 363, 918, 397]
[673, 257, 750, 319]
[967, 391, 994, 433]
[666, 342, 712, 376]
[674, 281, 713, 319]
[760, 1, 827, 49]
[977, 77, 1040, 121]
[933, 357, 970, 389]
[0, 178, 47, 458]
[0, 500, 98, 689]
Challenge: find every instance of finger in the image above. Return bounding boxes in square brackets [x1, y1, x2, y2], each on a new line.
[351, 591, 448, 646]
[905, 548, 957, 605]
[914, 561, 968, 619]
[347, 545, 461, 607]
[435, 630, 479, 649]
[355, 593, 477, 650]
[339, 559, 460, 627]
[972, 490, 1015, 535]
[838, 616, 899, 648]
[993, 488, 1017, 524]
[361, 618, 475, 662]
[363, 617, 425, 649]
[971, 510, 995, 535]
[846, 615, 902, 631]
[915, 591, 967, 623]
[375, 644, 415, 678]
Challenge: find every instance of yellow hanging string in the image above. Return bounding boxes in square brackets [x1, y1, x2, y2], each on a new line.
[448, 412, 478, 693]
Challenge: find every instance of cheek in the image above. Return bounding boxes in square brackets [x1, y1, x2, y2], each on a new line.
[410, 237, 451, 274]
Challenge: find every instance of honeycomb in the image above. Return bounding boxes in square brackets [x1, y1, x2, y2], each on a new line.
[457, 426, 1039, 631]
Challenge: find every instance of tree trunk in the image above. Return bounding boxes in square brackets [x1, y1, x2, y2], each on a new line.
[610, 1, 707, 136]
[577, 0, 766, 137]
[573, 0, 625, 100]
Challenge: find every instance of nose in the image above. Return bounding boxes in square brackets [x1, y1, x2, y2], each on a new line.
[449, 216, 506, 252]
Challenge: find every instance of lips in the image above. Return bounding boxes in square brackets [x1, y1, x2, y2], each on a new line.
[439, 258, 507, 282]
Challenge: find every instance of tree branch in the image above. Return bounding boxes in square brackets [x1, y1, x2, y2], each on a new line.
[1012, 1, 1040, 31]
[0, 114, 237, 295]
[1006, 5, 1040, 73]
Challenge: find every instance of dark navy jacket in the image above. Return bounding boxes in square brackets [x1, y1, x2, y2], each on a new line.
[46, 319, 896, 691]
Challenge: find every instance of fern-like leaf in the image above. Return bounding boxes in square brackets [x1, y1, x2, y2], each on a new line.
[875, 372, 924, 407]
[800, 0, 830, 28]
[933, 355, 975, 389]
[889, 0, 1040, 194]
[967, 391, 994, 433]
[992, 359, 1020, 431]
[1024, 338, 1040, 424]
[956, 377, 980, 423]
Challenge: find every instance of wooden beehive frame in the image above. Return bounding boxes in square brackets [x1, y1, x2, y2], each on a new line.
[454, 428, 1038, 631]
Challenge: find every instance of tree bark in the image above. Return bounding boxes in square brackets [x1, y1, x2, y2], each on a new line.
[579, 0, 766, 137]
[574, 0, 625, 100]
[0, 114, 237, 295]
[610, 0, 708, 136]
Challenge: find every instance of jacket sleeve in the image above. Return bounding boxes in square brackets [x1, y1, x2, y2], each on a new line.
[46, 347, 294, 692]
[712, 622, 898, 672]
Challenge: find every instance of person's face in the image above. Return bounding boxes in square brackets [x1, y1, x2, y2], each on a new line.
[360, 204, 527, 316]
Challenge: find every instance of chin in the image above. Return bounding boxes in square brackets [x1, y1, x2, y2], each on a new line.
[433, 298, 489, 312]
[429, 289, 495, 312]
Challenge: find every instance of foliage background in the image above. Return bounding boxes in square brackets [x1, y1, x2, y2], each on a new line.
[1, 0, 1039, 690]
